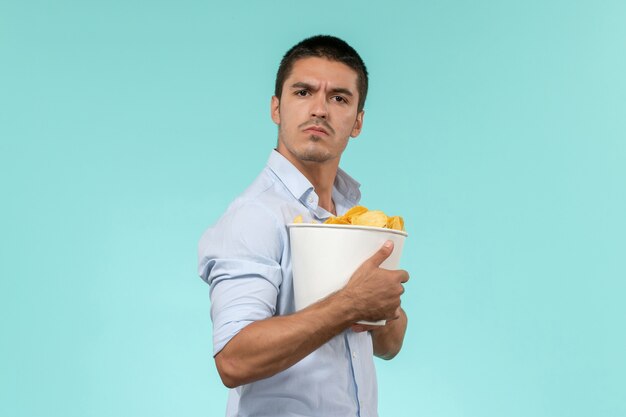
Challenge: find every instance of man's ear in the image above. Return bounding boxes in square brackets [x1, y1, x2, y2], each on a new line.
[350, 110, 365, 138]
[271, 96, 281, 125]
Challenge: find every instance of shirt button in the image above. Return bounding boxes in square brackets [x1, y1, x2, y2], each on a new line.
[352, 352, 357, 359]
[308, 197, 314, 204]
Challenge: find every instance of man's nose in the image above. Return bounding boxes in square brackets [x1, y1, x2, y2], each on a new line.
[310, 94, 328, 119]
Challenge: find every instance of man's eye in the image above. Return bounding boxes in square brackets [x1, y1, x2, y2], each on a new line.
[296, 90, 309, 96]
[332, 96, 346, 103]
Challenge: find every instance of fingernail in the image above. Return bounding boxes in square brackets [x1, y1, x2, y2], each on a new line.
[384, 240, 392, 248]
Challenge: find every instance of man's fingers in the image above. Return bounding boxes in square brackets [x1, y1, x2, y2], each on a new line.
[352, 324, 378, 333]
[351, 324, 367, 333]
[352, 323, 384, 332]
[367, 240, 394, 267]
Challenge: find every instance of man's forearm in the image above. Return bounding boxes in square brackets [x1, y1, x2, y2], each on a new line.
[214, 291, 357, 388]
[371, 308, 407, 360]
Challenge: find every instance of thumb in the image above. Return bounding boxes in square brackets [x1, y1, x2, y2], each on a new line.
[367, 240, 394, 267]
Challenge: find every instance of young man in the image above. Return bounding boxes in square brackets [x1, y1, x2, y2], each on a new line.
[198, 35, 409, 417]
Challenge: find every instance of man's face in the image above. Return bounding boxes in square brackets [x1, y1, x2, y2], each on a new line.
[271, 57, 364, 165]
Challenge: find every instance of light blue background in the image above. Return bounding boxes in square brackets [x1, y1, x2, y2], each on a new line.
[2, 1, 625, 416]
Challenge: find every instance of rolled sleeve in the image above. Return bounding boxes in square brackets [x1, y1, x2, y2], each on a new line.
[198, 202, 285, 355]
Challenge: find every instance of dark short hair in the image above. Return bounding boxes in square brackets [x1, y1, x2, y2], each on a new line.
[274, 35, 369, 112]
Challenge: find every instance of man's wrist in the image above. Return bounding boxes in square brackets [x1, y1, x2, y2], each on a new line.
[320, 289, 361, 328]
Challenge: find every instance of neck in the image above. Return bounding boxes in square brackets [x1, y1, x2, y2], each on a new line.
[298, 161, 338, 215]
[277, 150, 339, 215]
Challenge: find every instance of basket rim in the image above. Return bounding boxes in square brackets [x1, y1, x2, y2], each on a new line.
[287, 222, 408, 237]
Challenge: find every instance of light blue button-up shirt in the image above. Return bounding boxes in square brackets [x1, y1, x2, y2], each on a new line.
[198, 150, 379, 417]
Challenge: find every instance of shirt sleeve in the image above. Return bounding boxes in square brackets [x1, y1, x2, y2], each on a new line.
[198, 202, 285, 355]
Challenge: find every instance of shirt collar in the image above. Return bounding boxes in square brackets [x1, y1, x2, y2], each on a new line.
[266, 149, 361, 207]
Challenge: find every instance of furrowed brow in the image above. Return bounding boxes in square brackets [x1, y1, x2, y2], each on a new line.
[289, 82, 354, 97]
[290, 82, 316, 90]
[329, 87, 353, 97]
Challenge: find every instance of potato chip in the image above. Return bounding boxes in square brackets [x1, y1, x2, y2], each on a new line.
[325, 216, 350, 225]
[298, 205, 405, 231]
[342, 205, 368, 222]
[352, 210, 388, 228]
[386, 216, 404, 231]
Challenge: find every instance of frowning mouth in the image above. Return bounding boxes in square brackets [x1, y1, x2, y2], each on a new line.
[300, 118, 334, 136]
[303, 126, 329, 135]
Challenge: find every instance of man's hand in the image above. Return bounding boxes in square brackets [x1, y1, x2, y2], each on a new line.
[341, 242, 410, 360]
[351, 306, 408, 360]
[350, 307, 402, 333]
[340, 240, 409, 323]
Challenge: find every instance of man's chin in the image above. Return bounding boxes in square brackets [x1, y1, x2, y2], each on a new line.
[297, 149, 333, 163]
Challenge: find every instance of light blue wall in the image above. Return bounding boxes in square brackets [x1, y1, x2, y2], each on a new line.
[2, 1, 625, 416]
